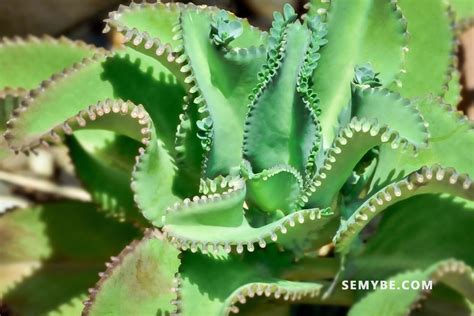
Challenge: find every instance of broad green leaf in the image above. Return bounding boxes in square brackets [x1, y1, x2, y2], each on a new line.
[370, 97, 474, 192]
[174, 100, 204, 195]
[302, 117, 420, 209]
[448, 0, 474, 27]
[351, 85, 429, 146]
[0, 201, 139, 315]
[309, 0, 406, 146]
[349, 259, 474, 316]
[84, 231, 181, 316]
[105, 2, 266, 81]
[334, 166, 474, 254]
[15, 98, 179, 225]
[244, 164, 303, 215]
[163, 177, 334, 255]
[66, 132, 142, 222]
[0, 36, 99, 92]
[132, 130, 181, 226]
[392, 0, 454, 98]
[179, 7, 266, 177]
[6, 47, 184, 151]
[243, 22, 317, 175]
[106, 3, 267, 179]
[5, 46, 186, 224]
[107, 3, 182, 48]
[347, 195, 474, 314]
[179, 250, 324, 315]
[0, 36, 99, 159]
[351, 195, 474, 279]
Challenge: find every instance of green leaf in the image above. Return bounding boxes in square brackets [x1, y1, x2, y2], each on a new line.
[105, 2, 268, 166]
[244, 164, 303, 215]
[174, 100, 205, 194]
[243, 22, 317, 175]
[83, 230, 181, 316]
[178, 7, 267, 177]
[392, 0, 455, 98]
[443, 68, 462, 107]
[6, 47, 185, 151]
[348, 194, 474, 312]
[370, 97, 474, 192]
[349, 259, 474, 316]
[12, 97, 181, 225]
[4, 47, 186, 224]
[107, 3, 183, 48]
[283, 3, 297, 22]
[351, 195, 474, 279]
[351, 84, 429, 147]
[334, 165, 474, 254]
[210, 15, 244, 47]
[66, 132, 142, 222]
[163, 177, 334, 255]
[179, 250, 324, 315]
[0, 36, 99, 92]
[105, 3, 266, 81]
[301, 117, 421, 209]
[164, 178, 246, 229]
[132, 130, 181, 227]
[448, 0, 474, 28]
[0, 36, 100, 160]
[104, 2, 185, 82]
[0, 201, 139, 315]
[0, 94, 20, 159]
[310, 0, 407, 146]
[353, 63, 382, 87]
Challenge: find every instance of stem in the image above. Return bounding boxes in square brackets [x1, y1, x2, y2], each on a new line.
[300, 281, 355, 307]
[282, 257, 355, 306]
[0, 170, 91, 202]
[283, 257, 340, 281]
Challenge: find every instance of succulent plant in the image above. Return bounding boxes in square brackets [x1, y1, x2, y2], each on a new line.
[1, 0, 474, 315]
